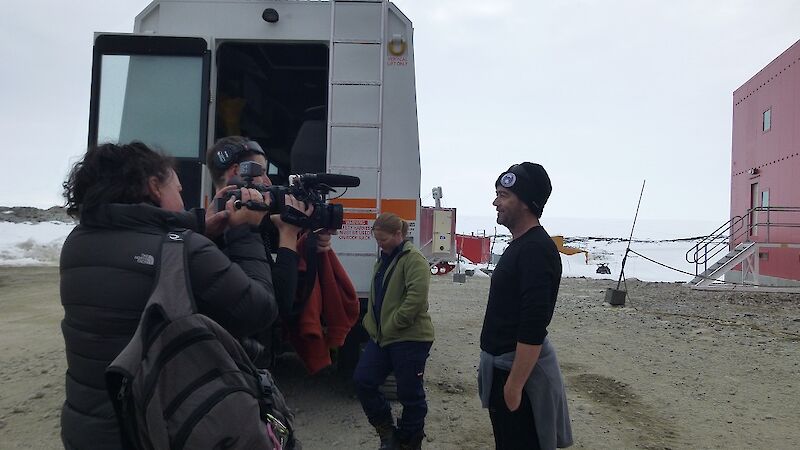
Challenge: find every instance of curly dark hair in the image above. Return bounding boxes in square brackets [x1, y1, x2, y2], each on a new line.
[63, 142, 175, 219]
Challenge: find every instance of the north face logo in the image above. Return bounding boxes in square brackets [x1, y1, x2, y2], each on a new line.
[134, 253, 155, 265]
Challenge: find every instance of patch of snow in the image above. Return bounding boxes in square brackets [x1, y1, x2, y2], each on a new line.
[0, 222, 74, 266]
[0, 218, 704, 282]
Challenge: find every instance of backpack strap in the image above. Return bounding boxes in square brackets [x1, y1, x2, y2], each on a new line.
[108, 230, 196, 377]
[106, 230, 197, 449]
[148, 230, 197, 320]
[380, 248, 408, 293]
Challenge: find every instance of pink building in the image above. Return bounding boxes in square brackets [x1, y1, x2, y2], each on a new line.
[729, 39, 800, 285]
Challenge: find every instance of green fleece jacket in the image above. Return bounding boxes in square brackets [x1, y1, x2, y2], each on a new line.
[363, 240, 434, 346]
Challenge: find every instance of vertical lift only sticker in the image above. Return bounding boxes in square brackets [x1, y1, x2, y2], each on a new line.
[339, 219, 373, 240]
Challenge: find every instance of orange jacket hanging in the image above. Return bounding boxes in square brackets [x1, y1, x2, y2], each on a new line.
[287, 237, 360, 374]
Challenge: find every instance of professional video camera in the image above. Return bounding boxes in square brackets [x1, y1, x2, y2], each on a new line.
[217, 161, 360, 230]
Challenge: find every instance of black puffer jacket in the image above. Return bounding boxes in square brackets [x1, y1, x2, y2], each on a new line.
[59, 203, 277, 449]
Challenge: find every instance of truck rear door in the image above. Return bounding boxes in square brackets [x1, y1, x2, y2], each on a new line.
[87, 34, 210, 209]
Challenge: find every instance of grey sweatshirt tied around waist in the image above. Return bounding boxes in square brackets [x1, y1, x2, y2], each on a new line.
[478, 337, 573, 449]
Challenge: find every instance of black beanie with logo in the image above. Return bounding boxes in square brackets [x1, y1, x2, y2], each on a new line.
[495, 162, 552, 217]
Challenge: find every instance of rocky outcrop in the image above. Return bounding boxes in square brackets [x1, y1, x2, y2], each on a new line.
[0, 206, 73, 224]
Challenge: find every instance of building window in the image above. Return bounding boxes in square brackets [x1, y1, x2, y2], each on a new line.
[762, 108, 771, 132]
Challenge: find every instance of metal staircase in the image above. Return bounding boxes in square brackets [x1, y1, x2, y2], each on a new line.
[686, 206, 800, 291]
[689, 242, 756, 287]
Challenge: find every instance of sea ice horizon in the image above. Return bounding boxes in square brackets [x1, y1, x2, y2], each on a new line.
[0, 217, 711, 282]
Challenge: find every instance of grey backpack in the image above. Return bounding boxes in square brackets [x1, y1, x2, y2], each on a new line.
[105, 231, 296, 450]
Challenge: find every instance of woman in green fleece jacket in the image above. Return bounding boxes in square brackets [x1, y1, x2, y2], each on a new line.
[353, 212, 434, 450]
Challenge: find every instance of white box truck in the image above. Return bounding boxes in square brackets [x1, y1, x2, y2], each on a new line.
[87, 0, 422, 369]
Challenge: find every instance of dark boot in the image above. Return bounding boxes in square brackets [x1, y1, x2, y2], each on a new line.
[395, 432, 424, 450]
[374, 421, 397, 450]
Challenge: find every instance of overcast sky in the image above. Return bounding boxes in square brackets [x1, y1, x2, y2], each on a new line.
[1, 0, 798, 225]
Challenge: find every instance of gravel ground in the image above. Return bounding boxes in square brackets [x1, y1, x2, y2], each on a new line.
[1, 267, 798, 449]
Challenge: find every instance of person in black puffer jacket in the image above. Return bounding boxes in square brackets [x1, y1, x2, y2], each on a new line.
[59, 142, 278, 450]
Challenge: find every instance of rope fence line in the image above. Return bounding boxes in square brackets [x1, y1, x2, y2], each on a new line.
[626, 248, 753, 288]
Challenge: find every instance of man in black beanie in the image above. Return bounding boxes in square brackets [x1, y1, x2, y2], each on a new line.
[477, 162, 573, 449]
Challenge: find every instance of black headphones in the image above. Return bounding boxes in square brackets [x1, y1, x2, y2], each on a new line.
[212, 139, 266, 170]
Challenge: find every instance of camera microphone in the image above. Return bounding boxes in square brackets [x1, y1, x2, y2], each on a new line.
[295, 173, 361, 188]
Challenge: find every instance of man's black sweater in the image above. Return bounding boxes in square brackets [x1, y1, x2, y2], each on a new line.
[480, 225, 562, 356]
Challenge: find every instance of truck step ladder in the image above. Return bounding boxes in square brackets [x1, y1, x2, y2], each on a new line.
[327, 0, 387, 291]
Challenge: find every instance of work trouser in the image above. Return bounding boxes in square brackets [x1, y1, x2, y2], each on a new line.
[353, 339, 432, 439]
[488, 368, 540, 450]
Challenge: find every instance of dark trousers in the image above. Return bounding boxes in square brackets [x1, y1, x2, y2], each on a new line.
[488, 368, 540, 450]
[353, 340, 432, 438]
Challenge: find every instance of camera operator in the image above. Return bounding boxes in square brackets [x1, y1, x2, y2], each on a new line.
[59, 142, 278, 449]
[205, 136, 332, 365]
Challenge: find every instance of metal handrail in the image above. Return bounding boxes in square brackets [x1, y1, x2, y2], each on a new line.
[685, 215, 744, 266]
[686, 206, 800, 276]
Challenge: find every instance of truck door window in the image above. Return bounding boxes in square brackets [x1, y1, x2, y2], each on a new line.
[97, 54, 204, 158]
